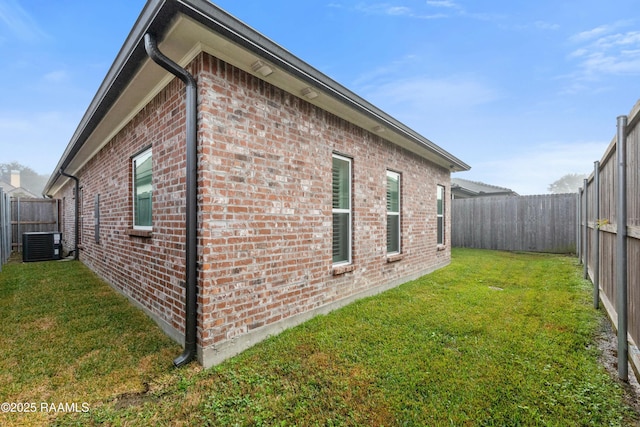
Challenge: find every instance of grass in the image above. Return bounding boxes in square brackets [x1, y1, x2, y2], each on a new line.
[0, 249, 638, 426]
[0, 257, 180, 426]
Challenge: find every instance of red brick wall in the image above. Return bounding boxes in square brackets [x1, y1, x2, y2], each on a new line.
[54, 77, 190, 342]
[54, 51, 451, 366]
[194, 53, 451, 363]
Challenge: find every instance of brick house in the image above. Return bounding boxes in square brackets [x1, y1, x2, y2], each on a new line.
[43, 0, 470, 368]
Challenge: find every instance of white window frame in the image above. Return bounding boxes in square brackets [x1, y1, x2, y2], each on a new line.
[132, 148, 153, 230]
[437, 185, 445, 245]
[386, 170, 401, 255]
[332, 154, 352, 266]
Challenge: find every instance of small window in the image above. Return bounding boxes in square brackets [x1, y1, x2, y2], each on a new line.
[437, 185, 445, 244]
[133, 149, 153, 230]
[332, 154, 352, 265]
[386, 170, 401, 254]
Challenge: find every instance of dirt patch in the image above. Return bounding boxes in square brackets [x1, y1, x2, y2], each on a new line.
[595, 317, 640, 414]
[113, 382, 157, 410]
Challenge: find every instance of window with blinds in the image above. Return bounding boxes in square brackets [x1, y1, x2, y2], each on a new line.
[437, 185, 445, 244]
[386, 170, 400, 254]
[332, 154, 351, 265]
[133, 148, 153, 230]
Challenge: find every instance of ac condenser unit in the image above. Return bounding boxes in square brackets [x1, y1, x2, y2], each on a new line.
[22, 232, 63, 262]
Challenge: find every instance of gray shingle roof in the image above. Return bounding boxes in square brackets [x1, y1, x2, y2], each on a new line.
[451, 178, 518, 198]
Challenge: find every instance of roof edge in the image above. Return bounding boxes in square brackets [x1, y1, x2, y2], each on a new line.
[44, 0, 470, 195]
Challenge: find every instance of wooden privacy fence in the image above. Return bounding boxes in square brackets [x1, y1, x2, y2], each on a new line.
[452, 194, 577, 253]
[0, 189, 11, 270]
[10, 198, 59, 253]
[579, 100, 640, 381]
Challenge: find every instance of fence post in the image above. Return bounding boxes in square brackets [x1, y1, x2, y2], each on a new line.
[16, 198, 21, 253]
[583, 179, 589, 279]
[577, 190, 583, 262]
[616, 115, 628, 381]
[593, 161, 600, 309]
[0, 188, 4, 271]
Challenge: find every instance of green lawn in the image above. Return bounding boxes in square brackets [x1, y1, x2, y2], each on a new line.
[0, 249, 637, 426]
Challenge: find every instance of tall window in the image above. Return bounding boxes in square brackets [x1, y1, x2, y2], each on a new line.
[133, 149, 153, 230]
[437, 185, 445, 244]
[332, 154, 351, 265]
[386, 170, 401, 254]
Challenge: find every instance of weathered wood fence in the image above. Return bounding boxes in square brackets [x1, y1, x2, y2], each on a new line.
[452, 194, 577, 253]
[579, 100, 640, 381]
[10, 198, 59, 253]
[0, 189, 11, 270]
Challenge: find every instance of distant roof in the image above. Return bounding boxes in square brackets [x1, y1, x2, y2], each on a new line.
[451, 178, 518, 198]
[0, 180, 40, 198]
[0, 180, 13, 192]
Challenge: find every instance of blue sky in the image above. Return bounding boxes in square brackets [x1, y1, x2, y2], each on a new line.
[1, 0, 639, 194]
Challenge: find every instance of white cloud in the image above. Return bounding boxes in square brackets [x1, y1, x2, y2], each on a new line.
[465, 140, 609, 195]
[533, 21, 559, 31]
[592, 31, 640, 50]
[0, 0, 48, 42]
[361, 74, 501, 115]
[426, 0, 461, 10]
[566, 23, 640, 84]
[510, 20, 560, 32]
[43, 70, 68, 83]
[344, 1, 508, 22]
[426, 0, 507, 22]
[571, 24, 614, 43]
[580, 49, 640, 76]
[353, 3, 446, 19]
[386, 6, 411, 16]
[353, 63, 501, 152]
[569, 48, 589, 58]
[352, 54, 422, 87]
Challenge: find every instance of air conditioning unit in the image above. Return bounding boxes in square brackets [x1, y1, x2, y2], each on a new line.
[22, 232, 63, 262]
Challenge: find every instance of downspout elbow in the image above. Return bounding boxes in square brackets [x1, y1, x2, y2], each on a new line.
[144, 34, 197, 89]
[144, 33, 198, 368]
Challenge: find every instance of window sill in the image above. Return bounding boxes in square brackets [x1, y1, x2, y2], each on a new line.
[436, 244, 446, 251]
[126, 228, 153, 238]
[332, 264, 356, 276]
[386, 253, 405, 263]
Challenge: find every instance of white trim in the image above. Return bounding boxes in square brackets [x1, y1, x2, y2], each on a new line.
[437, 184, 445, 245]
[386, 170, 401, 255]
[132, 148, 153, 230]
[332, 154, 352, 266]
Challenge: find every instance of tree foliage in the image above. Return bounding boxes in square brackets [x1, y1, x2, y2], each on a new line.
[0, 162, 50, 196]
[547, 173, 588, 194]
